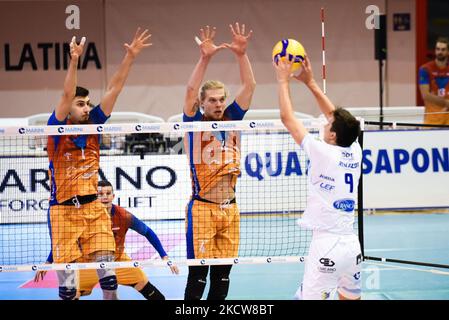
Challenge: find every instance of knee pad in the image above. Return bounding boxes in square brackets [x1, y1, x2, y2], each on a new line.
[184, 266, 209, 300]
[94, 253, 117, 290]
[59, 286, 77, 300]
[99, 275, 118, 291]
[140, 282, 165, 300]
[207, 265, 232, 300]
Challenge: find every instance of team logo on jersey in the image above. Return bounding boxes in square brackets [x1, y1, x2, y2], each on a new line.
[333, 199, 355, 212]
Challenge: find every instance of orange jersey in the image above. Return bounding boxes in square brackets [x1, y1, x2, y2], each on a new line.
[419, 61, 449, 124]
[110, 204, 167, 258]
[183, 101, 246, 198]
[47, 106, 109, 204]
[110, 205, 133, 257]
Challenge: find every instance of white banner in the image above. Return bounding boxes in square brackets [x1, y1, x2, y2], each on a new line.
[363, 129, 449, 209]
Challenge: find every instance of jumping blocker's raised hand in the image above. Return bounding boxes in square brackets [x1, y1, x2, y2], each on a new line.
[70, 36, 86, 60]
[223, 22, 253, 56]
[125, 27, 152, 58]
[195, 25, 227, 58]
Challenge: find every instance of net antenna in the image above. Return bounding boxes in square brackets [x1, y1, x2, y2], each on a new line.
[321, 7, 327, 95]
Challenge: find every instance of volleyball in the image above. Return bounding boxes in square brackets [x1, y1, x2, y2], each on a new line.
[272, 39, 306, 72]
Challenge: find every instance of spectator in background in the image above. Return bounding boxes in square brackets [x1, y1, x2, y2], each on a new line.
[418, 36, 449, 125]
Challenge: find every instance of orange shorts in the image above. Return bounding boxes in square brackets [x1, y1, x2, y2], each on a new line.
[185, 199, 240, 259]
[77, 253, 148, 295]
[49, 199, 115, 263]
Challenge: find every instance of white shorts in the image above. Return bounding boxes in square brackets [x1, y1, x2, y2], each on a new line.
[296, 231, 362, 300]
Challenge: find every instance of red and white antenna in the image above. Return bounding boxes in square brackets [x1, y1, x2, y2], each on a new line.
[321, 7, 327, 95]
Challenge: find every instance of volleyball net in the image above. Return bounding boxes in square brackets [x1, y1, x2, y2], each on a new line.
[0, 118, 362, 272]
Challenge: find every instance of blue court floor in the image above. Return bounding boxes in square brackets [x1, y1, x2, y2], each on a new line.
[1, 213, 449, 300]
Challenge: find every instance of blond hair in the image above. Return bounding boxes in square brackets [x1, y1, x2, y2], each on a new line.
[199, 80, 228, 102]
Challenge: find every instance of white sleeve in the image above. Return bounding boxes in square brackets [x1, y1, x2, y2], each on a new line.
[300, 133, 331, 164]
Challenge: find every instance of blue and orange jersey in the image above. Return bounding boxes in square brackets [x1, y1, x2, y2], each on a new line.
[419, 61, 449, 104]
[47, 106, 108, 204]
[110, 205, 167, 258]
[183, 100, 247, 198]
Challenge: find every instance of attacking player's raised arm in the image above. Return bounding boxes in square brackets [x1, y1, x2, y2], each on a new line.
[223, 22, 256, 111]
[273, 59, 308, 146]
[54, 36, 85, 122]
[293, 55, 336, 121]
[184, 26, 226, 117]
[100, 28, 152, 117]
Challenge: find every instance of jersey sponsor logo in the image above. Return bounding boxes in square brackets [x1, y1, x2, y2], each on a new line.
[319, 258, 335, 267]
[341, 151, 354, 159]
[333, 199, 355, 212]
[339, 161, 359, 169]
[318, 258, 336, 273]
[319, 174, 335, 182]
[319, 182, 335, 192]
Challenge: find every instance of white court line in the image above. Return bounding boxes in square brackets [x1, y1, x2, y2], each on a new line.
[363, 261, 449, 276]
